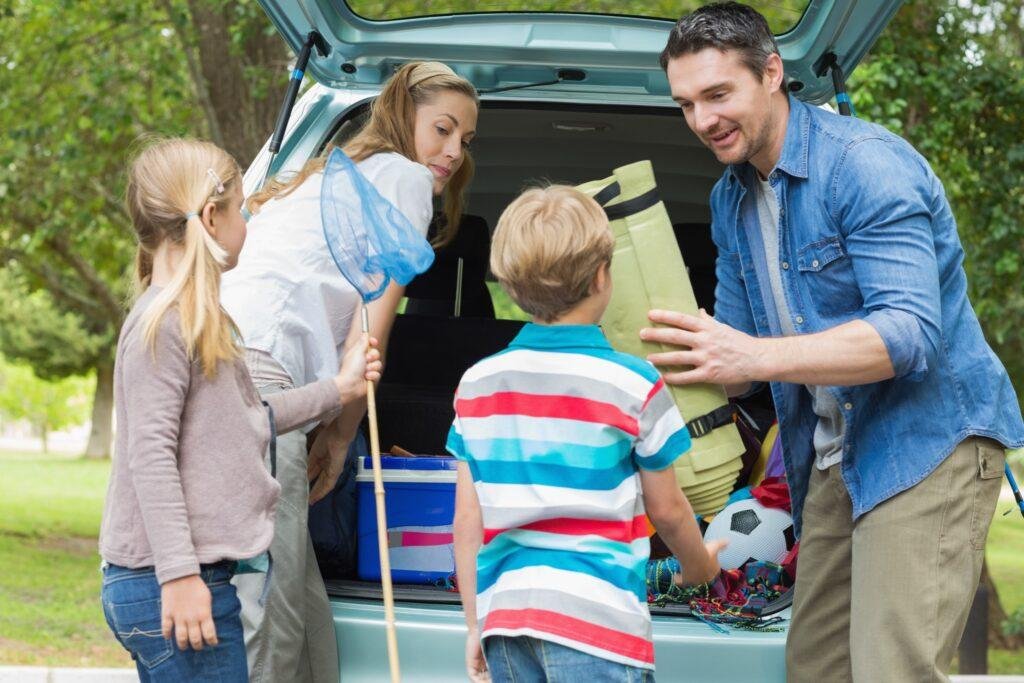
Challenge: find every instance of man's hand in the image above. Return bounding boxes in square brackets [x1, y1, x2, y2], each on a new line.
[465, 628, 490, 682]
[161, 574, 216, 651]
[308, 416, 350, 505]
[641, 309, 765, 387]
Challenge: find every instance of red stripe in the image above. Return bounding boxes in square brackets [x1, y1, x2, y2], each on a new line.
[642, 378, 665, 410]
[483, 515, 649, 545]
[394, 532, 453, 547]
[456, 392, 638, 435]
[483, 608, 654, 664]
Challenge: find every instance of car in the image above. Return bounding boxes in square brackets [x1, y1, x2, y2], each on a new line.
[242, 1, 901, 679]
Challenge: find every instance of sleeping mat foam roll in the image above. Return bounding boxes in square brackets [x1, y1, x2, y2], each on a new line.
[577, 160, 744, 515]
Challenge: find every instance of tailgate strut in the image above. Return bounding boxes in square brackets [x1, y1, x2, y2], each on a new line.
[816, 52, 855, 117]
[263, 31, 331, 179]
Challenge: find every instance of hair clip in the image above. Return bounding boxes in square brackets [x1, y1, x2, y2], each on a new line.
[185, 211, 199, 220]
[206, 168, 225, 194]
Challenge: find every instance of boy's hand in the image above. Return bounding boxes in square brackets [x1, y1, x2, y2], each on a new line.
[676, 538, 728, 587]
[465, 629, 490, 682]
[161, 574, 216, 650]
[333, 334, 382, 404]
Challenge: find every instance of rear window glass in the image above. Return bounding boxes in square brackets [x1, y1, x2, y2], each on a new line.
[346, 1, 807, 32]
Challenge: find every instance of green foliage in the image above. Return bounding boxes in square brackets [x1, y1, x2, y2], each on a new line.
[1004, 606, 1024, 638]
[0, 358, 93, 450]
[487, 281, 531, 321]
[852, 0, 1024, 400]
[347, 0, 805, 31]
[0, 0, 200, 376]
[0, 271, 107, 380]
[0, 453, 126, 667]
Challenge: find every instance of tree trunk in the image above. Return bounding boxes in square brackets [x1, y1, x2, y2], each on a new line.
[184, 0, 289, 168]
[40, 424, 49, 454]
[982, 559, 1024, 650]
[84, 356, 114, 460]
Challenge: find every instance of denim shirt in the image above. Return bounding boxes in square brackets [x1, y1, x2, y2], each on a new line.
[709, 95, 1024, 535]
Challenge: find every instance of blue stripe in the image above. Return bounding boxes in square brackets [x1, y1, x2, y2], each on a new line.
[291, 68, 305, 80]
[473, 458, 636, 490]
[636, 427, 691, 471]
[477, 547, 646, 601]
[463, 437, 631, 469]
[483, 530, 646, 571]
[445, 425, 467, 461]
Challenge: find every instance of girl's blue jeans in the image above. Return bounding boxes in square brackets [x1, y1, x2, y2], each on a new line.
[101, 561, 247, 682]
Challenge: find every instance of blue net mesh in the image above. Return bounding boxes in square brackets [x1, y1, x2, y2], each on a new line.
[320, 148, 435, 302]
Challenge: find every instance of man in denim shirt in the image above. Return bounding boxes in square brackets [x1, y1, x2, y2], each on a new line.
[642, 3, 1024, 681]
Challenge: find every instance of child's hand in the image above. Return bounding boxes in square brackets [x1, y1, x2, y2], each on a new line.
[465, 628, 490, 682]
[161, 574, 216, 650]
[677, 538, 728, 587]
[334, 335, 383, 403]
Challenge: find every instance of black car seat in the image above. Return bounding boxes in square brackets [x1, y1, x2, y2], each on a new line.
[404, 214, 495, 319]
[671, 222, 717, 314]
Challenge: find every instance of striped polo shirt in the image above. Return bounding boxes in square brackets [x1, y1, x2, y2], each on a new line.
[446, 323, 692, 670]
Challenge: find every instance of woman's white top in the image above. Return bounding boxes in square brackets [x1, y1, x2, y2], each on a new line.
[222, 152, 433, 387]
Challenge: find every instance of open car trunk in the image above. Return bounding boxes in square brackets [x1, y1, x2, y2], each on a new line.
[320, 97, 791, 618]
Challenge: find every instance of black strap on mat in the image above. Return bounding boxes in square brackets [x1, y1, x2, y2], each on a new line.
[593, 181, 621, 206]
[602, 187, 661, 221]
[686, 404, 736, 439]
[262, 400, 278, 478]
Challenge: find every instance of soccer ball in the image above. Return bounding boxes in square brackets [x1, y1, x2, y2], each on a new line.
[703, 498, 796, 570]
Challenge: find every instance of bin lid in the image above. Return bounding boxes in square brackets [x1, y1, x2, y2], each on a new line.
[361, 455, 458, 471]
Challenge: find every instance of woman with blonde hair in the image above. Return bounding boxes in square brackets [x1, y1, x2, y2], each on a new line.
[99, 138, 381, 682]
[222, 61, 479, 682]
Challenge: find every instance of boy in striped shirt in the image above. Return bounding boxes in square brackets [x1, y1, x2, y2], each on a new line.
[450, 186, 724, 682]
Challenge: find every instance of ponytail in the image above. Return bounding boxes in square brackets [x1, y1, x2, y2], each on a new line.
[126, 138, 242, 377]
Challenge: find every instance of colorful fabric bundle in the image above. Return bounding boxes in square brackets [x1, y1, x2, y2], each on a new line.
[646, 558, 789, 633]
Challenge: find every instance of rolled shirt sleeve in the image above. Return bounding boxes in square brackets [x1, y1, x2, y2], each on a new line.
[834, 137, 943, 382]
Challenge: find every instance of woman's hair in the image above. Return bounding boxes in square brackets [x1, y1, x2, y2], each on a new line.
[248, 61, 479, 248]
[126, 137, 242, 377]
[490, 185, 613, 322]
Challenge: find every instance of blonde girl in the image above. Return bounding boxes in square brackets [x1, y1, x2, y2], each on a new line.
[221, 61, 479, 682]
[99, 138, 381, 682]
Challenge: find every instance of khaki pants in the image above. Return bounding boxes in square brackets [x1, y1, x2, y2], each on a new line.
[786, 437, 1005, 683]
[234, 349, 340, 683]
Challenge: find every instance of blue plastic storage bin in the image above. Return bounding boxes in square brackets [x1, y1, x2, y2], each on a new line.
[356, 455, 458, 584]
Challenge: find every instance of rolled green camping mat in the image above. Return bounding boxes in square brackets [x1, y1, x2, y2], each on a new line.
[578, 160, 744, 515]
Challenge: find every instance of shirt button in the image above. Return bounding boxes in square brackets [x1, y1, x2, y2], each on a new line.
[811, 259, 820, 268]
[844, 402, 854, 410]
[781, 261, 790, 270]
[795, 315, 804, 324]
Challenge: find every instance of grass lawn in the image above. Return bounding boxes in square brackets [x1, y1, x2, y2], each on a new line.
[0, 451, 130, 667]
[0, 448, 1022, 672]
[983, 506, 1024, 674]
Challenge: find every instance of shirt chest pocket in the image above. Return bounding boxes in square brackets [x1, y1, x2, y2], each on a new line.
[796, 236, 861, 315]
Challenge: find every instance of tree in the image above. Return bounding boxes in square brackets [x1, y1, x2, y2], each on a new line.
[0, 358, 92, 453]
[852, 0, 1024, 402]
[853, 0, 1024, 653]
[0, 0, 287, 457]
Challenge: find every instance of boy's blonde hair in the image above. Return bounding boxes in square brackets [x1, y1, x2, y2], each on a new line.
[126, 137, 241, 378]
[249, 61, 479, 249]
[490, 185, 613, 322]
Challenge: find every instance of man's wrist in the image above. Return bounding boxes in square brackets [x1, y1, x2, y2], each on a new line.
[752, 335, 788, 382]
